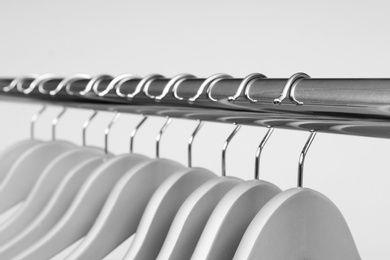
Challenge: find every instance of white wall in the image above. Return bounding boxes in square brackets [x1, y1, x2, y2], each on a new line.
[1, 0, 389, 258]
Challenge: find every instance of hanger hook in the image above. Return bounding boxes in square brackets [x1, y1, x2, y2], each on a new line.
[228, 73, 266, 102]
[82, 110, 98, 146]
[222, 124, 241, 176]
[115, 74, 141, 98]
[52, 107, 67, 141]
[46, 74, 92, 96]
[72, 74, 113, 96]
[21, 74, 59, 95]
[206, 74, 233, 102]
[298, 130, 317, 187]
[155, 73, 195, 102]
[188, 120, 204, 168]
[95, 74, 136, 97]
[173, 75, 196, 101]
[244, 74, 268, 103]
[130, 115, 148, 153]
[3, 74, 39, 93]
[30, 105, 47, 140]
[156, 117, 172, 158]
[143, 74, 166, 99]
[104, 112, 121, 154]
[254, 127, 274, 179]
[273, 72, 309, 106]
[188, 73, 231, 103]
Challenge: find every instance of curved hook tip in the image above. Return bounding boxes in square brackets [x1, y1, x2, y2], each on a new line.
[273, 99, 282, 105]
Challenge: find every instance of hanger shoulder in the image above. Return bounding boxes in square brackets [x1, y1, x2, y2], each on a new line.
[123, 167, 214, 260]
[234, 188, 361, 260]
[0, 146, 103, 245]
[0, 139, 41, 184]
[65, 158, 187, 260]
[0, 155, 106, 259]
[12, 153, 149, 260]
[157, 176, 242, 260]
[192, 180, 281, 260]
[0, 140, 75, 213]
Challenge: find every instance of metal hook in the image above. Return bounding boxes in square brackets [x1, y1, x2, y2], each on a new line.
[254, 127, 274, 179]
[38, 75, 63, 95]
[30, 105, 47, 140]
[244, 74, 268, 103]
[222, 124, 241, 177]
[173, 75, 195, 100]
[156, 117, 172, 158]
[207, 74, 233, 102]
[22, 74, 60, 95]
[130, 115, 148, 153]
[188, 73, 231, 103]
[289, 77, 307, 105]
[143, 74, 166, 99]
[228, 73, 266, 102]
[94, 74, 135, 97]
[273, 72, 310, 106]
[115, 75, 141, 98]
[155, 73, 195, 102]
[77, 74, 113, 96]
[99, 74, 136, 97]
[52, 107, 67, 141]
[49, 74, 92, 96]
[188, 120, 204, 167]
[3, 74, 39, 92]
[82, 110, 98, 147]
[297, 130, 317, 187]
[104, 112, 121, 154]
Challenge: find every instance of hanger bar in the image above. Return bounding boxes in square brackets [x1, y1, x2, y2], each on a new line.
[1, 77, 390, 139]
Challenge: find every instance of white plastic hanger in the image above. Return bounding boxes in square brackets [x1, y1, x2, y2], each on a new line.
[0, 118, 106, 247]
[122, 122, 221, 259]
[0, 155, 108, 259]
[67, 74, 221, 258]
[157, 131, 271, 259]
[12, 138, 149, 260]
[191, 126, 281, 260]
[0, 74, 51, 185]
[156, 121, 242, 260]
[0, 74, 94, 214]
[0, 107, 76, 214]
[0, 74, 103, 244]
[189, 75, 282, 259]
[233, 131, 361, 260]
[11, 75, 164, 260]
[65, 75, 205, 260]
[158, 76, 259, 260]
[0, 89, 120, 259]
[0, 146, 104, 243]
[0, 102, 45, 184]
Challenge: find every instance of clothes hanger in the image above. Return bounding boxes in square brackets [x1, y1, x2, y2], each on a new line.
[191, 74, 282, 260]
[190, 126, 281, 260]
[156, 120, 241, 260]
[64, 74, 211, 260]
[234, 131, 361, 259]
[0, 74, 107, 245]
[123, 92, 224, 260]
[0, 104, 45, 224]
[233, 74, 360, 259]
[0, 74, 44, 184]
[11, 75, 160, 260]
[157, 74, 252, 260]
[0, 109, 111, 259]
[0, 74, 87, 214]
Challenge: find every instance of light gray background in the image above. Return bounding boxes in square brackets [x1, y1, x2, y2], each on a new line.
[1, 0, 389, 258]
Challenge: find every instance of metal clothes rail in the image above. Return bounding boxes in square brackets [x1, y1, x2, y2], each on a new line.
[0, 73, 390, 139]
